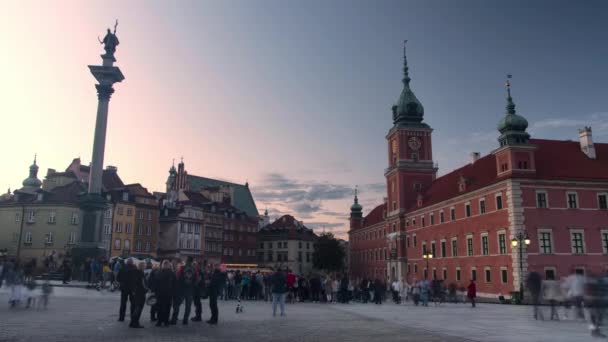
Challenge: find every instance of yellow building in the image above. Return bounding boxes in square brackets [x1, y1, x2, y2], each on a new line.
[109, 184, 159, 258]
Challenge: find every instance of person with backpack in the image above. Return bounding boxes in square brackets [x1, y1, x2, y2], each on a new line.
[171, 256, 198, 325]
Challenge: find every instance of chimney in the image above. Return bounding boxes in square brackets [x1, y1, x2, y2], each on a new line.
[578, 127, 596, 159]
[470, 152, 480, 164]
[106, 165, 117, 172]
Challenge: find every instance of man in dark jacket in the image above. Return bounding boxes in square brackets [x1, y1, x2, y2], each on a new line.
[154, 260, 176, 327]
[129, 262, 146, 328]
[191, 262, 206, 322]
[117, 258, 136, 322]
[207, 265, 225, 325]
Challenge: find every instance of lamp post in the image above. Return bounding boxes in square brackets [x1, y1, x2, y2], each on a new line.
[422, 252, 433, 280]
[511, 231, 530, 301]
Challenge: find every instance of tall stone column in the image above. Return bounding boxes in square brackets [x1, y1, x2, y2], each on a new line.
[76, 27, 124, 260]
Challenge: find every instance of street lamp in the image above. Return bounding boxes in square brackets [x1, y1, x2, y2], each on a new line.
[422, 252, 433, 280]
[511, 231, 530, 301]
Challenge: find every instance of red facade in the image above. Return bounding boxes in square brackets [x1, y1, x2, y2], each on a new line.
[349, 51, 608, 296]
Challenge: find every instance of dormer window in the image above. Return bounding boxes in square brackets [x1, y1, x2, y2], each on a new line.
[122, 192, 129, 201]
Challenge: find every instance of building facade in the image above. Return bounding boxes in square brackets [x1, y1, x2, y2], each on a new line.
[159, 160, 259, 265]
[257, 215, 318, 275]
[0, 158, 82, 266]
[349, 47, 608, 297]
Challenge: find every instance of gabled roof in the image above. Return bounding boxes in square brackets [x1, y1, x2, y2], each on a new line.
[125, 183, 154, 198]
[103, 170, 125, 190]
[362, 203, 386, 228]
[186, 175, 258, 217]
[260, 215, 318, 240]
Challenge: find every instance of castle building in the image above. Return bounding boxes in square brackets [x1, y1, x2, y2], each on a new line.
[349, 47, 608, 297]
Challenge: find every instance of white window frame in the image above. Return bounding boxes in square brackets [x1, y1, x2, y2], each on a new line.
[27, 210, 36, 223]
[24, 231, 32, 244]
[566, 191, 579, 209]
[537, 228, 554, 254]
[479, 198, 486, 214]
[68, 231, 77, 245]
[124, 239, 131, 250]
[455, 267, 461, 281]
[465, 202, 471, 217]
[451, 237, 458, 257]
[600, 229, 608, 254]
[440, 239, 447, 258]
[45, 232, 54, 244]
[480, 233, 489, 256]
[450, 207, 456, 221]
[15, 212, 21, 222]
[569, 229, 585, 254]
[471, 267, 477, 281]
[597, 193, 608, 210]
[536, 190, 549, 209]
[48, 211, 56, 224]
[495, 193, 503, 210]
[114, 239, 121, 250]
[430, 213, 434, 225]
[500, 266, 508, 283]
[439, 210, 444, 223]
[497, 230, 507, 255]
[466, 234, 474, 256]
[71, 212, 79, 225]
[484, 266, 492, 283]
[544, 266, 558, 280]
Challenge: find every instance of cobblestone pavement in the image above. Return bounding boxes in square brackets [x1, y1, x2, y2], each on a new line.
[0, 288, 602, 342]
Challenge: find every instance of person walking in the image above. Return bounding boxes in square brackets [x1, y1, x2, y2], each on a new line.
[207, 265, 224, 325]
[61, 259, 71, 284]
[154, 260, 176, 327]
[467, 280, 477, 308]
[373, 278, 383, 305]
[526, 271, 544, 320]
[144, 261, 158, 322]
[117, 258, 136, 322]
[271, 268, 287, 316]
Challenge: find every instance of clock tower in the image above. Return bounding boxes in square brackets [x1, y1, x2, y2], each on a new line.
[385, 43, 437, 217]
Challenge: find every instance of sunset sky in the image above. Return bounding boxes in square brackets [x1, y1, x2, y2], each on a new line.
[2, 0, 607, 238]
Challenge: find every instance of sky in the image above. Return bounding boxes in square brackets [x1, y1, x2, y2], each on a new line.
[1, 0, 607, 238]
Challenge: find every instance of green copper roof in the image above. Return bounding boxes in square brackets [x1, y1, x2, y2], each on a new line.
[186, 175, 259, 217]
[497, 78, 530, 146]
[350, 188, 363, 218]
[393, 44, 426, 127]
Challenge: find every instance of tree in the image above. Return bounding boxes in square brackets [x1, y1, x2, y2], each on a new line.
[312, 232, 345, 273]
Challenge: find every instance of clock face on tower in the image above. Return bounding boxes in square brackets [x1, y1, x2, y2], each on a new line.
[408, 136, 422, 151]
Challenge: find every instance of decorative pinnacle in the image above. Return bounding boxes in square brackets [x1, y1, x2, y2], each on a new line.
[33, 153, 37, 165]
[505, 74, 516, 115]
[354, 185, 359, 204]
[402, 40, 411, 85]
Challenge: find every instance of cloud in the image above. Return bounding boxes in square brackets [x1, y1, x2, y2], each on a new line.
[530, 112, 608, 137]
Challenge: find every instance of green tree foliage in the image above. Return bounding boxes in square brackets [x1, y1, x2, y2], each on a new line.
[312, 232, 345, 272]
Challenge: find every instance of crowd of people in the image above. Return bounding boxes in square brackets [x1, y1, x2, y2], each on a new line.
[114, 256, 224, 328]
[2, 256, 606, 337]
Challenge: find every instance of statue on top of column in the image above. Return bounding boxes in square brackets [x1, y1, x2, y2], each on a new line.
[98, 20, 119, 58]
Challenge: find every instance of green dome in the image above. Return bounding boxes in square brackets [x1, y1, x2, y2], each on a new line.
[498, 112, 528, 133]
[350, 202, 362, 212]
[22, 158, 42, 190]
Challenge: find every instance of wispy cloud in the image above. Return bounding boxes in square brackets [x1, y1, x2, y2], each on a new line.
[530, 112, 608, 137]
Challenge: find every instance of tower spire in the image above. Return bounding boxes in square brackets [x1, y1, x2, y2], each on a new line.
[402, 40, 410, 86]
[505, 74, 516, 115]
[33, 153, 37, 165]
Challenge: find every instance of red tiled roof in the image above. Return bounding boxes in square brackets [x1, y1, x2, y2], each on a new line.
[414, 138, 608, 209]
[529, 139, 608, 182]
[362, 203, 386, 228]
[260, 215, 318, 240]
[125, 183, 154, 197]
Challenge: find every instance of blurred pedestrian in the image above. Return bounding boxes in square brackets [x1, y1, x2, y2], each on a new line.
[584, 273, 607, 338]
[128, 261, 147, 328]
[117, 258, 135, 322]
[542, 275, 562, 320]
[526, 271, 543, 320]
[467, 280, 477, 308]
[172, 256, 197, 325]
[191, 262, 206, 322]
[564, 270, 586, 319]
